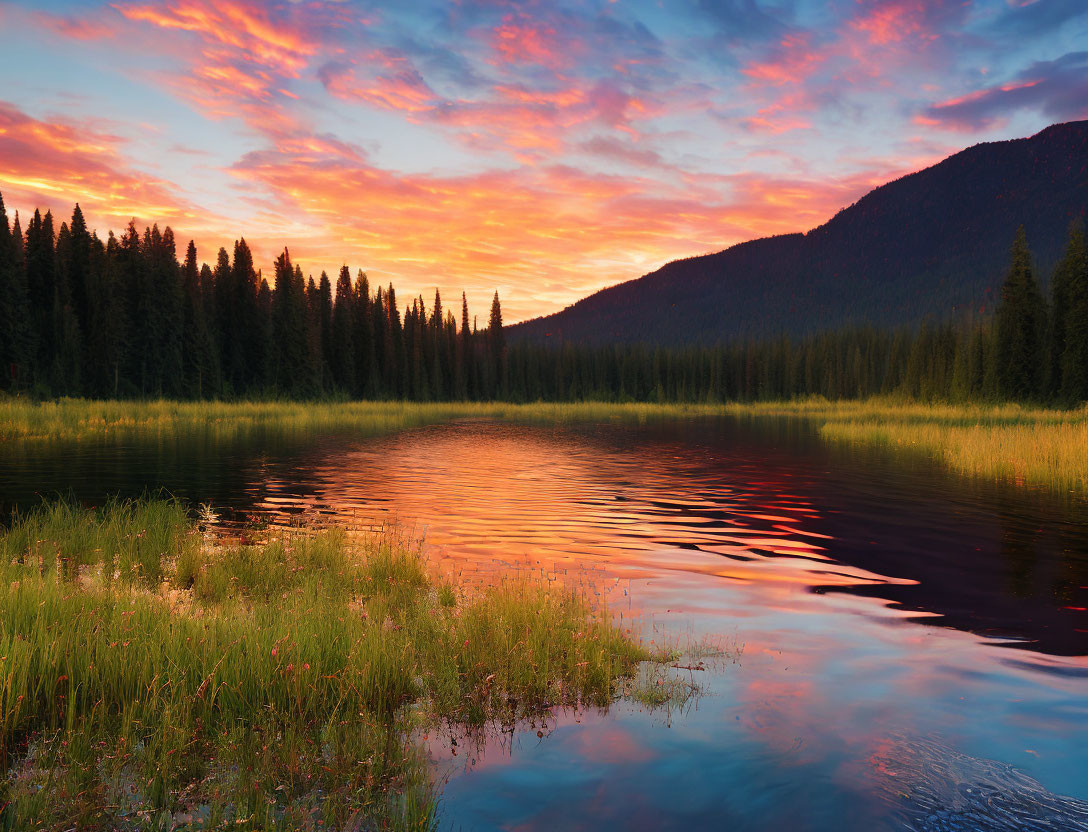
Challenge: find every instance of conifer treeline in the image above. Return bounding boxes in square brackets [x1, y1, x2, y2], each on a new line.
[1, 190, 1085, 405]
[0, 193, 508, 400]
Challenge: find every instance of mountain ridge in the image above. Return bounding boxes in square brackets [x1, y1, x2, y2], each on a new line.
[510, 120, 1088, 345]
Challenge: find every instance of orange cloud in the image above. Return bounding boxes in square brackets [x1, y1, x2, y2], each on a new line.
[115, 0, 317, 74]
[0, 100, 198, 228]
[225, 140, 908, 322]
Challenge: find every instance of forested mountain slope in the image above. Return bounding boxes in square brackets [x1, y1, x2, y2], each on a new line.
[511, 120, 1088, 345]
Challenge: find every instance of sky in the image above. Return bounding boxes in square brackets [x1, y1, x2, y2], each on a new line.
[0, 1, 1086, 322]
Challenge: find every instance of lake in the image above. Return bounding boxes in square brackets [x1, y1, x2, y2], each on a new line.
[2, 414, 1087, 831]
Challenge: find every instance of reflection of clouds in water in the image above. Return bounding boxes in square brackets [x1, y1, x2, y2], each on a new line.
[10, 417, 1087, 829]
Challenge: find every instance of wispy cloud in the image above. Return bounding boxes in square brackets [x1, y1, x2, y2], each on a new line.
[2, 0, 1083, 320]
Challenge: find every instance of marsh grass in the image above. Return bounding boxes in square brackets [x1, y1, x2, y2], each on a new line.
[0, 499, 651, 830]
[723, 398, 1088, 497]
[3, 394, 1085, 498]
[0, 398, 723, 443]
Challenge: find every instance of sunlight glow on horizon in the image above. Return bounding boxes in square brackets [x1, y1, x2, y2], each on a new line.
[1, 0, 1086, 321]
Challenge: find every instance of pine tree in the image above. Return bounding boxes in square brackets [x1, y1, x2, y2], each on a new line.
[181, 240, 219, 398]
[212, 247, 236, 393]
[354, 271, 377, 397]
[0, 192, 32, 390]
[51, 221, 83, 394]
[25, 209, 59, 390]
[66, 205, 92, 334]
[256, 276, 275, 394]
[331, 265, 355, 394]
[386, 284, 404, 398]
[304, 273, 323, 395]
[153, 226, 185, 396]
[85, 232, 128, 397]
[459, 292, 471, 399]
[1047, 222, 1082, 399]
[487, 291, 505, 398]
[1059, 222, 1088, 402]
[317, 271, 334, 393]
[995, 227, 1046, 400]
[233, 239, 264, 394]
[272, 250, 308, 396]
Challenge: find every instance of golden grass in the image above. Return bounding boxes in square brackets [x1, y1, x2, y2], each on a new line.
[0, 398, 724, 443]
[3, 394, 1085, 498]
[819, 418, 1088, 496]
[723, 397, 1088, 497]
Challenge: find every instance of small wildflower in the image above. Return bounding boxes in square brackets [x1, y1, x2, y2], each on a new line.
[271, 647, 278, 657]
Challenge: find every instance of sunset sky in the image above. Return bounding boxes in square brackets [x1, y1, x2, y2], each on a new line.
[1, 1, 1086, 322]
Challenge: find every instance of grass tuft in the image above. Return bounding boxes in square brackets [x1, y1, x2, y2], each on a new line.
[0, 499, 653, 830]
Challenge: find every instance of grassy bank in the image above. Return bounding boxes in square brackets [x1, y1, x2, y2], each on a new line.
[0, 499, 651, 830]
[0, 398, 725, 443]
[724, 399, 1088, 497]
[3, 396, 1086, 496]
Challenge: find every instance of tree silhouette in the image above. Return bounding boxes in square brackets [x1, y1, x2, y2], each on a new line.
[995, 228, 1046, 401]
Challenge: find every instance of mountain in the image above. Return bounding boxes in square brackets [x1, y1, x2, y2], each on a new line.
[510, 120, 1088, 345]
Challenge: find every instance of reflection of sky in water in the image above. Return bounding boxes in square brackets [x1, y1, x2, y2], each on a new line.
[2, 417, 1087, 829]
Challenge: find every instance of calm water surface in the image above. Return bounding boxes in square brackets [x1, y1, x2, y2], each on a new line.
[3, 415, 1087, 831]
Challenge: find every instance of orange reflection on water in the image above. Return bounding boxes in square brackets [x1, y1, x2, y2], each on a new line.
[235, 421, 910, 605]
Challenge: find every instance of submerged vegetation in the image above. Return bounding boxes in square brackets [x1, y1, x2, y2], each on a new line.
[0, 499, 652, 830]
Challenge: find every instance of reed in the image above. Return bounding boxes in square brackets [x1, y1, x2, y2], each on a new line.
[0, 499, 650, 830]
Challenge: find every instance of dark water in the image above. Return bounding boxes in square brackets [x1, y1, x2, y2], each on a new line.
[3, 415, 1087, 831]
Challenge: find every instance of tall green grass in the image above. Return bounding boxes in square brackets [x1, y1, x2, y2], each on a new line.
[0, 499, 650, 830]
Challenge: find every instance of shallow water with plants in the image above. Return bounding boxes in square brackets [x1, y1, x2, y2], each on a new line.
[2, 405, 1087, 830]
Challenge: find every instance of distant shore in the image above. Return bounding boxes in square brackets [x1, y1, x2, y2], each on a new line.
[3, 397, 1086, 497]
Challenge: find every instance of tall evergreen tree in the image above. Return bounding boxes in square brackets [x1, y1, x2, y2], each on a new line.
[317, 271, 334, 392]
[354, 271, 377, 397]
[487, 291, 505, 398]
[51, 221, 83, 394]
[84, 232, 127, 397]
[459, 292, 471, 399]
[65, 205, 93, 334]
[1047, 222, 1082, 399]
[331, 266, 355, 393]
[0, 193, 32, 389]
[25, 210, 59, 390]
[181, 240, 219, 398]
[271, 251, 311, 396]
[233, 239, 264, 394]
[995, 227, 1046, 400]
[1058, 223, 1088, 402]
[212, 247, 236, 392]
[255, 275, 275, 394]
